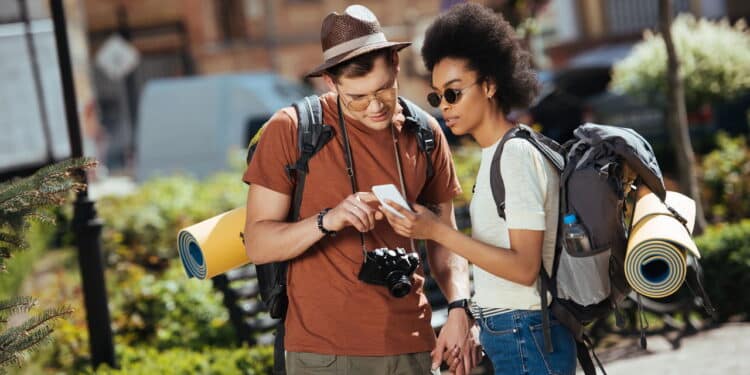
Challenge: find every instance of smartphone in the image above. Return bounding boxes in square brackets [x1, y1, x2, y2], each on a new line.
[372, 184, 413, 218]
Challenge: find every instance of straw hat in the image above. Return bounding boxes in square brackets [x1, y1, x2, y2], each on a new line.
[306, 4, 410, 77]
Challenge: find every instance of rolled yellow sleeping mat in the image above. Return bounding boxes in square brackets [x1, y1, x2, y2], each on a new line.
[625, 191, 700, 299]
[177, 207, 249, 279]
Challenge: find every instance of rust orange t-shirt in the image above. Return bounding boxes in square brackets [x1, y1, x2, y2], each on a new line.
[243, 92, 461, 356]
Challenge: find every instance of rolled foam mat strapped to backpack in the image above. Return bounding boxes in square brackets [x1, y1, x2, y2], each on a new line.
[625, 191, 700, 299]
[177, 207, 249, 279]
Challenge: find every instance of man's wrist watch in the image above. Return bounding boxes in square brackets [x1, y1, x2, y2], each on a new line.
[448, 298, 472, 319]
[317, 208, 336, 237]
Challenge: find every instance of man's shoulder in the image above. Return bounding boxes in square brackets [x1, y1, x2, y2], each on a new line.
[256, 106, 298, 141]
[398, 96, 441, 132]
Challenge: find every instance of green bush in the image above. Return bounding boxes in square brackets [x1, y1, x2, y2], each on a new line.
[96, 172, 247, 270]
[92, 345, 273, 375]
[611, 15, 750, 111]
[451, 140, 481, 208]
[695, 220, 750, 322]
[0, 221, 52, 300]
[700, 132, 750, 222]
[108, 264, 236, 351]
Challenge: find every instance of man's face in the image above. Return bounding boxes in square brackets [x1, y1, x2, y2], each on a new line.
[325, 54, 399, 131]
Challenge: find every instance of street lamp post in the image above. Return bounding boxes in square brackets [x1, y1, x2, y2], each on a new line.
[49, 0, 116, 368]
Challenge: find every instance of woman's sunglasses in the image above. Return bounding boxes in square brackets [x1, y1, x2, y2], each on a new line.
[426, 81, 480, 108]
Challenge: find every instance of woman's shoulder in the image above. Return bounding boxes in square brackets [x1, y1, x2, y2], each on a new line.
[502, 137, 545, 164]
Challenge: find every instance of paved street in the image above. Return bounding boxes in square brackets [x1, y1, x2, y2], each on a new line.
[583, 323, 749, 374]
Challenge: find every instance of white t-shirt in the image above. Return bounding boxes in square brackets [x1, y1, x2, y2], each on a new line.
[469, 136, 560, 313]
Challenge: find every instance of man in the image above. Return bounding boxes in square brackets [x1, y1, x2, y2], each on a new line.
[243, 5, 478, 374]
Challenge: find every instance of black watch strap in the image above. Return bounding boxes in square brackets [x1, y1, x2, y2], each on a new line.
[317, 208, 336, 236]
[448, 299, 471, 317]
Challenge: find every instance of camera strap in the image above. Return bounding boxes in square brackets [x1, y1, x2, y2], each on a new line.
[335, 97, 415, 259]
[336, 97, 368, 259]
[389, 112, 417, 254]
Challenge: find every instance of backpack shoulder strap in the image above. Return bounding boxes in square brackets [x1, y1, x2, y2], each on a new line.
[489, 126, 527, 220]
[398, 96, 436, 179]
[489, 124, 564, 219]
[286, 95, 333, 221]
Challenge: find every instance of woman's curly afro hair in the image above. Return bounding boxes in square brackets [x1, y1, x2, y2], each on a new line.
[421, 3, 538, 114]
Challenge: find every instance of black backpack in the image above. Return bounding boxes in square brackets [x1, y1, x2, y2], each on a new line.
[488, 123, 714, 375]
[245, 95, 437, 320]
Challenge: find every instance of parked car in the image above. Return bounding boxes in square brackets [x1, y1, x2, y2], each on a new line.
[135, 73, 313, 181]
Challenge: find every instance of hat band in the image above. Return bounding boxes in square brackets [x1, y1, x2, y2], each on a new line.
[322, 32, 387, 61]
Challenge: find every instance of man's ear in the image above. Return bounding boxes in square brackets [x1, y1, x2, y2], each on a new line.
[322, 74, 337, 92]
[392, 50, 400, 74]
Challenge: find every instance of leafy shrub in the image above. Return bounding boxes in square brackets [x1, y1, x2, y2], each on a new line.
[92, 345, 273, 375]
[0, 222, 51, 300]
[611, 15, 750, 111]
[23, 256, 240, 373]
[700, 132, 750, 222]
[695, 220, 750, 321]
[96, 172, 247, 270]
[451, 141, 481, 207]
[108, 264, 236, 351]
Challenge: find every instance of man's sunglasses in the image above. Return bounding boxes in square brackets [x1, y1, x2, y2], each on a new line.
[427, 81, 480, 108]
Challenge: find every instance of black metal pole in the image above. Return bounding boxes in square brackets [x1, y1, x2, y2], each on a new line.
[49, 0, 116, 369]
[19, 0, 55, 165]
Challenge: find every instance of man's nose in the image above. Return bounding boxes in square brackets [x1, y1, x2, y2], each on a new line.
[367, 96, 385, 113]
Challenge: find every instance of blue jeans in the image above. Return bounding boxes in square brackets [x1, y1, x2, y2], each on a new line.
[477, 310, 577, 375]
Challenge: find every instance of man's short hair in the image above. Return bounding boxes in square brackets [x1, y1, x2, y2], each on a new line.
[325, 48, 395, 82]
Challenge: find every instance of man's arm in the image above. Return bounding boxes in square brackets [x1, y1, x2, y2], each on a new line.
[244, 184, 383, 264]
[243, 184, 324, 264]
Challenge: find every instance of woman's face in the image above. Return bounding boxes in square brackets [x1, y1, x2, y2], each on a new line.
[430, 57, 493, 136]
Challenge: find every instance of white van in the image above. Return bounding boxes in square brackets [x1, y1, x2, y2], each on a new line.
[135, 73, 312, 181]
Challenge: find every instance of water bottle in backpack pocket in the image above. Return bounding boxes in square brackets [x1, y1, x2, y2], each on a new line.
[556, 213, 612, 306]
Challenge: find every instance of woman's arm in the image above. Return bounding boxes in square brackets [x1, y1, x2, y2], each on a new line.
[382, 202, 542, 286]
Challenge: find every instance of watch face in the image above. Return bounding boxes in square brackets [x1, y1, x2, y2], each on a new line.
[449, 299, 468, 308]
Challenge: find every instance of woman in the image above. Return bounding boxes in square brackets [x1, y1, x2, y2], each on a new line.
[380, 3, 577, 375]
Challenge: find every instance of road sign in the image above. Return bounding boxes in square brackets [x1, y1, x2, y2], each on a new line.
[95, 34, 140, 81]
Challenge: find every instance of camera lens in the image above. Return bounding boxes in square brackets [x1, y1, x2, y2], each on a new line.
[386, 271, 412, 298]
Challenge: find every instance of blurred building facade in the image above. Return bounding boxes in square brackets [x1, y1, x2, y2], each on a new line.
[3, 0, 747, 176]
[81, 0, 749, 117]
[540, 0, 749, 66]
[0, 0, 101, 181]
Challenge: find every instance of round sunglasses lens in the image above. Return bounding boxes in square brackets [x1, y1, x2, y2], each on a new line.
[444, 89, 458, 104]
[349, 99, 370, 111]
[427, 92, 441, 107]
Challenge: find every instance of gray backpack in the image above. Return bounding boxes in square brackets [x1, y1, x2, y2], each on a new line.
[489, 123, 713, 375]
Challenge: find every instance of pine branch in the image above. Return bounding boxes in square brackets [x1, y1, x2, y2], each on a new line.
[0, 158, 95, 267]
[0, 326, 24, 349]
[0, 297, 35, 326]
[0, 297, 35, 318]
[0, 305, 71, 368]
[0, 326, 53, 368]
[0, 157, 95, 208]
[15, 306, 72, 334]
[0, 233, 24, 249]
[0, 247, 10, 260]
[0, 216, 28, 238]
[0, 158, 92, 371]
[0, 350, 21, 370]
[5, 325, 53, 356]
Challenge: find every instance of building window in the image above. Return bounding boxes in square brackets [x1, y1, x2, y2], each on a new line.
[216, 0, 247, 42]
[605, 0, 691, 36]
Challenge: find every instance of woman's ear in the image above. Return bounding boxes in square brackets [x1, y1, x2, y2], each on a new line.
[484, 79, 497, 98]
